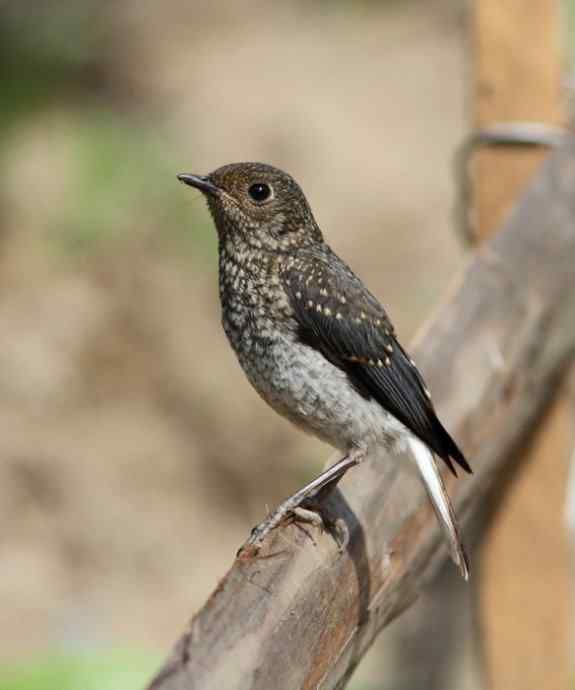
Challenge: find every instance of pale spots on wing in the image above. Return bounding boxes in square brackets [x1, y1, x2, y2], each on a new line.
[279, 253, 403, 373]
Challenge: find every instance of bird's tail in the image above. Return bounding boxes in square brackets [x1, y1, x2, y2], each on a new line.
[408, 436, 469, 580]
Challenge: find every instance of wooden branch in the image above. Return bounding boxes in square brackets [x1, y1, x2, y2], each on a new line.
[147, 140, 575, 690]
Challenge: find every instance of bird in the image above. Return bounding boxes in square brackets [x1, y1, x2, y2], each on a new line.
[177, 162, 471, 579]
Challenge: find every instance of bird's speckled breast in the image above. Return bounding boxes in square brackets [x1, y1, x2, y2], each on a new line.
[217, 241, 409, 454]
[227, 322, 406, 453]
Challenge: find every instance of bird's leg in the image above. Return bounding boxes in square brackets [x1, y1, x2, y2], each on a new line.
[243, 446, 365, 550]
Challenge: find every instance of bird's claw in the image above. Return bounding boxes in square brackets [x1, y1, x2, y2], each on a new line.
[237, 496, 348, 558]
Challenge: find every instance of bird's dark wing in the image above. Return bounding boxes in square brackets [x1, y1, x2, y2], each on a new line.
[280, 249, 470, 475]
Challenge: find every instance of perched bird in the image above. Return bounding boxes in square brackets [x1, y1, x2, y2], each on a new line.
[177, 162, 471, 579]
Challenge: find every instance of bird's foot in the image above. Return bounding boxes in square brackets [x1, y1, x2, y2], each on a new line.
[238, 449, 363, 557]
[238, 492, 345, 557]
[291, 505, 325, 528]
[238, 498, 322, 556]
[300, 495, 349, 553]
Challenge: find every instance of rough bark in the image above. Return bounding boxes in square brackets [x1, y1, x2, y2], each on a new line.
[146, 139, 575, 690]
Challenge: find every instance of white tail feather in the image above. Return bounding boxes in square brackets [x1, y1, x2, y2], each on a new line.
[408, 437, 469, 580]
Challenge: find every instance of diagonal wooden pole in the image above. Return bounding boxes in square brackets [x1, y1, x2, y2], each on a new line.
[473, 2, 573, 689]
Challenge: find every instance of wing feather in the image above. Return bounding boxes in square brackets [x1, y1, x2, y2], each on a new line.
[281, 248, 470, 475]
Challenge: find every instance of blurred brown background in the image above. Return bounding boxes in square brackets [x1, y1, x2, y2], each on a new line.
[0, 1, 478, 688]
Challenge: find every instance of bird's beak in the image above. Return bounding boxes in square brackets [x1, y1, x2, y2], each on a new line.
[177, 173, 220, 196]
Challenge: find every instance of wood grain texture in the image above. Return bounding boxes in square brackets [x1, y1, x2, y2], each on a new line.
[145, 139, 575, 690]
[472, 3, 572, 688]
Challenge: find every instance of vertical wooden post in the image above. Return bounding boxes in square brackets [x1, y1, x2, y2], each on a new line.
[473, 0, 563, 237]
[473, 2, 572, 689]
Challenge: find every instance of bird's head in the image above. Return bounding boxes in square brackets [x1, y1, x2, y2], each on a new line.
[177, 162, 323, 253]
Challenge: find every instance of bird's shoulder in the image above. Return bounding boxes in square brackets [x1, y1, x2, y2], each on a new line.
[278, 244, 395, 340]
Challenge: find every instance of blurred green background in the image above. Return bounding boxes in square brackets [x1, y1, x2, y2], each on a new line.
[0, 1, 569, 689]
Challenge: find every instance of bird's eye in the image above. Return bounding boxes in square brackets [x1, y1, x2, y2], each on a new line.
[248, 182, 272, 203]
